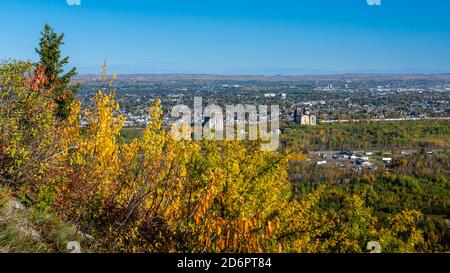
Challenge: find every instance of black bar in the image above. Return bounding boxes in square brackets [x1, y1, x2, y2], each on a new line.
[0, 253, 447, 272]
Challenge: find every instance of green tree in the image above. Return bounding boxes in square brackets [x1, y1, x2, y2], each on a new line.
[35, 24, 78, 120]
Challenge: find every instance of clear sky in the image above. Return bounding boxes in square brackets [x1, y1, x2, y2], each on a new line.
[1, 0, 450, 75]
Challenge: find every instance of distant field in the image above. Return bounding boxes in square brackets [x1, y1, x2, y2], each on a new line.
[119, 128, 144, 142]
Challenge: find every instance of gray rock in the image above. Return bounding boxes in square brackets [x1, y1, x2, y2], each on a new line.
[67, 241, 82, 253]
[31, 229, 41, 240]
[78, 231, 94, 241]
[13, 200, 24, 210]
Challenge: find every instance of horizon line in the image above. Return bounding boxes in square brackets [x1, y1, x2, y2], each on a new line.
[74, 72, 450, 78]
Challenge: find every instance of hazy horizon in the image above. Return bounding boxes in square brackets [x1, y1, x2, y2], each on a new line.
[73, 71, 450, 77]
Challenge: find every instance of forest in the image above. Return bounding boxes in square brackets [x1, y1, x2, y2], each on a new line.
[289, 151, 449, 252]
[281, 120, 449, 152]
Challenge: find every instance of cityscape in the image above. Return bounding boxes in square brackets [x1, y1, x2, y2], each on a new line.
[75, 74, 450, 128]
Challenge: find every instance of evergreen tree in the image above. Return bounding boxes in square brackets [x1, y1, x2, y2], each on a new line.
[36, 24, 78, 120]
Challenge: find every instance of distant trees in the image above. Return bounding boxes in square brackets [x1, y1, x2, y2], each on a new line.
[289, 152, 450, 252]
[36, 24, 78, 120]
[282, 121, 450, 151]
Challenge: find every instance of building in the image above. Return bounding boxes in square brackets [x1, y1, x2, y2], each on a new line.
[294, 108, 303, 123]
[382, 157, 392, 163]
[264, 93, 276, 98]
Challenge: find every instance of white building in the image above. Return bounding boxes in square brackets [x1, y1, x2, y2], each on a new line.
[264, 93, 276, 98]
[382, 157, 392, 163]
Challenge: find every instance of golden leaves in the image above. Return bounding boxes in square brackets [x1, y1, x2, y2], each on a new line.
[1, 61, 427, 253]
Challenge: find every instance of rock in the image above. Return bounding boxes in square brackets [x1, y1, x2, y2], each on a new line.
[367, 241, 381, 253]
[67, 241, 82, 253]
[13, 200, 24, 210]
[3, 200, 21, 217]
[31, 229, 41, 240]
[77, 231, 94, 242]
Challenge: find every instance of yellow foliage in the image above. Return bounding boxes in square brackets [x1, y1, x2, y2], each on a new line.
[0, 61, 426, 253]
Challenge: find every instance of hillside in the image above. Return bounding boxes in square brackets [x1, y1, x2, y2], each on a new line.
[0, 187, 89, 253]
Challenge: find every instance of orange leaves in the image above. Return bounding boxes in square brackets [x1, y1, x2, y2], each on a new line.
[193, 180, 217, 226]
[216, 238, 226, 251]
[56, 91, 72, 103]
[267, 220, 274, 236]
[28, 64, 49, 92]
[176, 141, 295, 253]
[0, 61, 63, 189]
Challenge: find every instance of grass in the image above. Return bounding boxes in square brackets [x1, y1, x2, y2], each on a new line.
[0, 221, 47, 253]
[0, 186, 89, 253]
[0, 187, 47, 252]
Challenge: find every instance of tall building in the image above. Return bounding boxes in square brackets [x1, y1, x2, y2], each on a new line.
[294, 108, 302, 123]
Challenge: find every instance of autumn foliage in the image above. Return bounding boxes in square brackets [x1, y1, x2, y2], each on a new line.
[0, 61, 426, 253]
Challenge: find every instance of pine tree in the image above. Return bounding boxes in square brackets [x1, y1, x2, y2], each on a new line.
[36, 24, 78, 120]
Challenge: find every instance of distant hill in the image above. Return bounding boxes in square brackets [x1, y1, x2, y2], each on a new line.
[74, 73, 450, 82]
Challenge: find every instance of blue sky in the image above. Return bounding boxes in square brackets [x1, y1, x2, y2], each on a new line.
[1, 0, 450, 75]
